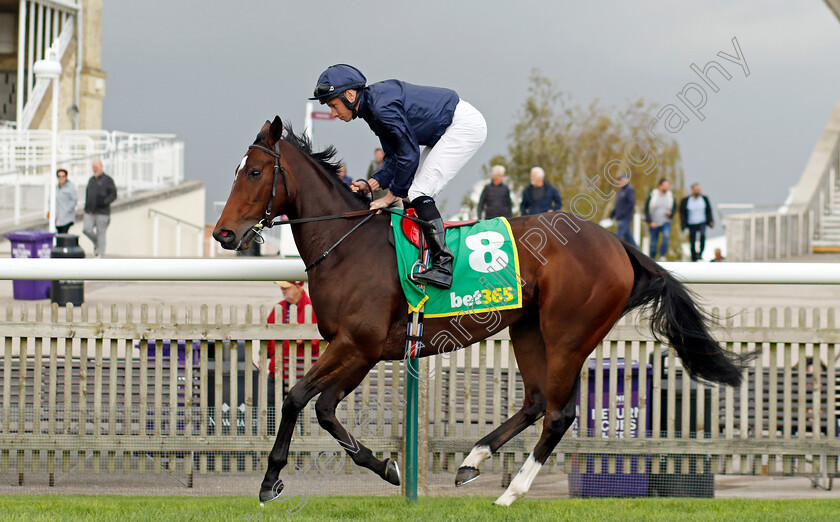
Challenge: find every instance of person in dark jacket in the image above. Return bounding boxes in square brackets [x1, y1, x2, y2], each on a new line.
[337, 163, 353, 186]
[82, 159, 117, 257]
[519, 167, 561, 216]
[609, 174, 636, 247]
[311, 64, 487, 289]
[679, 183, 715, 261]
[476, 165, 512, 219]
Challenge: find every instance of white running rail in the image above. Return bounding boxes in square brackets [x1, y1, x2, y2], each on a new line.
[0, 259, 838, 284]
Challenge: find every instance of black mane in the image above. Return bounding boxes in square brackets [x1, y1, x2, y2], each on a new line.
[254, 123, 368, 205]
[284, 123, 342, 176]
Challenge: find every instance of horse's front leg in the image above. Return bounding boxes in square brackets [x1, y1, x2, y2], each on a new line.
[314, 369, 400, 486]
[258, 344, 393, 502]
[259, 373, 323, 502]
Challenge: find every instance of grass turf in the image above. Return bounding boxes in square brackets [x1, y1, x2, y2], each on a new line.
[1, 495, 839, 521]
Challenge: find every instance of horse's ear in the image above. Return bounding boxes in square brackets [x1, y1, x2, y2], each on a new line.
[268, 116, 283, 144]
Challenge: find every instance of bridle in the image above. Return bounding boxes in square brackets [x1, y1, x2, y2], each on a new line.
[235, 142, 289, 250]
[234, 141, 431, 272]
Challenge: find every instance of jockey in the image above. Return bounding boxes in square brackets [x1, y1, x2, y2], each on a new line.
[310, 64, 487, 290]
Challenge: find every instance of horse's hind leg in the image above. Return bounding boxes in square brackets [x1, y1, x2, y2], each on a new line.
[495, 367, 581, 506]
[313, 367, 400, 485]
[456, 317, 547, 486]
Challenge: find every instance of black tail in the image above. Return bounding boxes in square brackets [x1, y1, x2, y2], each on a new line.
[621, 242, 754, 386]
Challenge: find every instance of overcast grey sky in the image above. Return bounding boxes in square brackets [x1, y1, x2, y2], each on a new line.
[101, 1, 840, 222]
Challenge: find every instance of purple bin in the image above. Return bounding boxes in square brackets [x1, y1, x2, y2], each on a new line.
[568, 359, 653, 498]
[139, 339, 201, 366]
[7, 230, 55, 299]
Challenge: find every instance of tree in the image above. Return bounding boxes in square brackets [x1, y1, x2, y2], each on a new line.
[491, 70, 686, 259]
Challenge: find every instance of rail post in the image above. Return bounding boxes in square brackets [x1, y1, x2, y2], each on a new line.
[405, 358, 418, 502]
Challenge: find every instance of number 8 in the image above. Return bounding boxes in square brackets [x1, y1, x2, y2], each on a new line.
[465, 231, 509, 273]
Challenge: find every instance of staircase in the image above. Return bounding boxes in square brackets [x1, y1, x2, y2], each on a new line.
[725, 103, 840, 261]
[813, 179, 840, 253]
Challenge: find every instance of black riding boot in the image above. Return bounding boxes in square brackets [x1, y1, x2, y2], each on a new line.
[413, 218, 453, 289]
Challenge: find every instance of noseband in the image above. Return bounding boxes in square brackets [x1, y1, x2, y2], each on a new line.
[236, 143, 290, 249]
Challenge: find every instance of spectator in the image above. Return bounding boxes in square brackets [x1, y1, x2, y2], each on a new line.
[711, 248, 725, 262]
[83, 159, 117, 258]
[366, 148, 384, 178]
[366, 148, 388, 199]
[338, 163, 353, 186]
[610, 174, 636, 247]
[266, 281, 320, 385]
[519, 167, 562, 216]
[476, 165, 513, 219]
[679, 183, 715, 262]
[55, 168, 78, 234]
[644, 178, 676, 261]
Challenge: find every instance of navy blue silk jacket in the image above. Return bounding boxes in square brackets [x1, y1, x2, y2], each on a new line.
[357, 80, 459, 198]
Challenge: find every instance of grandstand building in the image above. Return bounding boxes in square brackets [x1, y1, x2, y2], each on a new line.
[0, 0, 206, 257]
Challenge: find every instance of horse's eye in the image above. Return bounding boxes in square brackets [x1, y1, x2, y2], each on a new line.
[248, 168, 262, 178]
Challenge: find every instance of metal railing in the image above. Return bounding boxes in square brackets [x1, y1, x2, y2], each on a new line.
[722, 209, 812, 262]
[0, 130, 184, 228]
[148, 208, 209, 258]
[724, 102, 840, 261]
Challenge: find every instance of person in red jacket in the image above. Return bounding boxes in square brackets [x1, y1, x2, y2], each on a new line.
[266, 281, 319, 384]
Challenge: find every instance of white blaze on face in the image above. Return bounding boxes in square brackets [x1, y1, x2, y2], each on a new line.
[236, 156, 248, 177]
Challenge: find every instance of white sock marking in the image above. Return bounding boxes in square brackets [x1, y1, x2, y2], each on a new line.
[494, 453, 542, 506]
[461, 445, 491, 469]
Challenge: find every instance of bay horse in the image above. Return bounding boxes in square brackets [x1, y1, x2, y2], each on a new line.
[213, 116, 751, 506]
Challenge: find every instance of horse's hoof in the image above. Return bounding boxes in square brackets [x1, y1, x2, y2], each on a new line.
[455, 466, 480, 486]
[383, 458, 401, 486]
[259, 479, 284, 503]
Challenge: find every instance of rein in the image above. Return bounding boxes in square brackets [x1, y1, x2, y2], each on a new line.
[237, 145, 431, 270]
[288, 207, 429, 272]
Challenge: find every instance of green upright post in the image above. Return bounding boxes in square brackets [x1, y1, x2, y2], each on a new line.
[405, 358, 419, 502]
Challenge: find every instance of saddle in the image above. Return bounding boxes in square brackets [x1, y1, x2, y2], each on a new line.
[390, 210, 523, 317]
[399, 208, 477, 249]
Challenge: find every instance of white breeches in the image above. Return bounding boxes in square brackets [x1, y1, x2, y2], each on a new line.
[407, 100, 487, 201]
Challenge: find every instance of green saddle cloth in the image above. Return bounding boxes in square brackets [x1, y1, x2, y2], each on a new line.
[390, 212, 523, 318]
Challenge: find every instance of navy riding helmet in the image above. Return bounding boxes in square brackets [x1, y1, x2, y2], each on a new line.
[310, 64, 367, 117]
